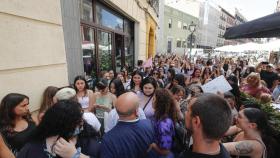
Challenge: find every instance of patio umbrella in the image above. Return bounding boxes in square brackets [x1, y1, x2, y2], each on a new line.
[224, 12, 280, 39]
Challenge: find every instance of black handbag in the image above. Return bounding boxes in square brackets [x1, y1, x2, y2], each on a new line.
[172, 121, 190, 153]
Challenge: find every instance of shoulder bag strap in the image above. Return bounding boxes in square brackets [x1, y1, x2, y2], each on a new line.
[143, 97, 152, 111]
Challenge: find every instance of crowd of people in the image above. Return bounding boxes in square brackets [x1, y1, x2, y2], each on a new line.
[0, 54, 280, 158]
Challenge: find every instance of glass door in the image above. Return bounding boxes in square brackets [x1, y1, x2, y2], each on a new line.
[115, 34, 124, 72]
[97, 30, 112, 73]
[81, 26, 96, 78]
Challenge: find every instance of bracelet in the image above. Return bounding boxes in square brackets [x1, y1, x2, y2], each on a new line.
[72, 147, 81, 158]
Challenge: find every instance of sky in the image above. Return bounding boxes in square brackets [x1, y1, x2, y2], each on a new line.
[212, 0, 278, 20]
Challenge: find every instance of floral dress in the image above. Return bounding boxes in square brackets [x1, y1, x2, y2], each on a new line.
[152, 117, 175, 158]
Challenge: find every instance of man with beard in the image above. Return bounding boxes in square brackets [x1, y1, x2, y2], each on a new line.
[179, 93, 232, 158]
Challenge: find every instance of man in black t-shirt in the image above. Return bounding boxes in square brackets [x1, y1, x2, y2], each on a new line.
[260, 64, 278, 90]
[179, 93, 232, 158]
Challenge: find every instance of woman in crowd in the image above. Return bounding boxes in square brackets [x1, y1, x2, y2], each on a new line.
[151, 69, 165, 88]
[240, 72, 270, 98]
[0, 93, 36, 156]
[121, 67, 130, 83]
[223, 59, 230, 76]
[182, 62, 195, 76]
[95, 79, 116, 114]
[158, 67, 166, 81]
[127, 70, 143, 92]
[227, 63, 242, 81]
[95, 79, 116, 134]
[74, 75, 95, 112]
[109, 78, 126, 98]
[186, 84, 204, 102]
[17, 100, 100, 158]
[227, 75, 242, 110]
[186, 68, 202, 85]
[171, 74, 186, 89]
[224, 108, 280, 158]
[224, 92, 238, 124]
[242, 66, 256, 79]
[170, 85, 185, 120]
[211, 65, 222, 79]
[164, 68, 176, 88]
[201, 67, 212, 84]
[137, 77, 158, 120]
[149, 88, 177, 158]
[116, 72, 128, 88]
[38, 86, 59, 123]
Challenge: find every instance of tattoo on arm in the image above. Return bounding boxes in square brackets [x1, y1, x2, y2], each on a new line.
[235, 142, 253, 155]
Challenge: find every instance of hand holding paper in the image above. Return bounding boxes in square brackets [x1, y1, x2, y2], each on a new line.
[201, 75, 232, 94]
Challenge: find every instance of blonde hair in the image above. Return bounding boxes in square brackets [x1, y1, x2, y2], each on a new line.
[246, 72, 260, 87]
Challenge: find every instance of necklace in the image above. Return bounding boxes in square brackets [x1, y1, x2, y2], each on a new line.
[205, 145, 220, 155]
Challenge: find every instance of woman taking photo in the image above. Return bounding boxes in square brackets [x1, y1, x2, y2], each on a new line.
[95, 79, 116, 134]
[149, 88, 177, 158]
[74, 75, 95, 112]
[0, 93, 36, 156]
[137, 77, 158, 120]
[17, 100, 100, 158]
[224, 108, 280, 158]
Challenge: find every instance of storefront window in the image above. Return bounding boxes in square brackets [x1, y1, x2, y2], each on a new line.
[125, 36, 134, 72]
[80, 0, 93, 22]
[98, 31, 112, 72]
[81, 26, 95, 77]
[124, 19, 133, 34]
[79, 1, 134, 76]
[96, 4, 123, 32]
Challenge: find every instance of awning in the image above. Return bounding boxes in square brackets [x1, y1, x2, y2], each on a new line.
[224, 12, 280, 39]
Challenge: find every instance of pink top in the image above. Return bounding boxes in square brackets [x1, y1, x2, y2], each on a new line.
[241, 84, 270, 98]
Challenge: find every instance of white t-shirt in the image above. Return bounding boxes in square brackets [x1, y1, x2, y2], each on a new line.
[83, 112, 101, 132]
[104, 108, 146, 133]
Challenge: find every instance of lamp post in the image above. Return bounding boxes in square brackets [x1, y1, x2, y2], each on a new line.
[188, 21, 196, 61]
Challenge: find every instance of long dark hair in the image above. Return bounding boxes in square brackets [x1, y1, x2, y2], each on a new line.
[33, 100, 83, 141]
[153, 89, 177, 122]
[74, 75, 89, 93]
[173, 74, 186, 87]
[243, 108, 280, 158]
[0, 93, 32, 133]
[167, 68, 176, 81]
[39, 86, 59, 113]
[140, 77, 158, 96]
[109, 78, 126, 97]
[191, 68, 201, 78]
[130, 70, 143, 90]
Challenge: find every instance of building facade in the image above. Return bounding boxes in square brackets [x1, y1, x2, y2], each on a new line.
[0, 0, 69, 111]
[160, 5, 198, 55]
[65, 0, 159, 80]
[157, 0, 199, 55]
[220, 7, 237, 46]
[0, 0, 159, 111]
[276, 0, 280, 12]
[196, 1, 220, 50]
